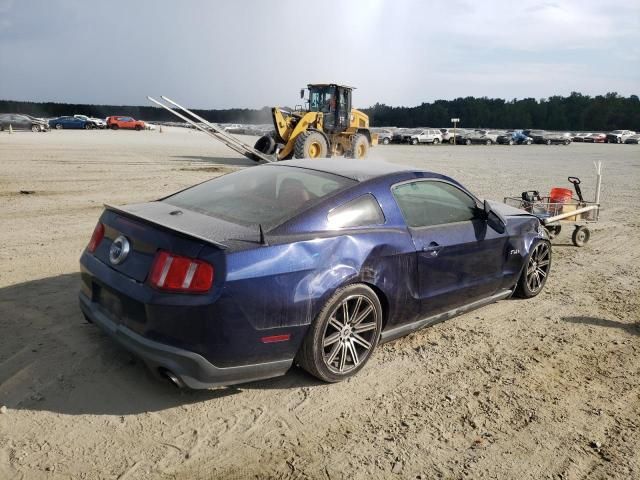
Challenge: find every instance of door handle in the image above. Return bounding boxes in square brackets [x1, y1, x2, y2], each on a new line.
[422, 242, 443, 257]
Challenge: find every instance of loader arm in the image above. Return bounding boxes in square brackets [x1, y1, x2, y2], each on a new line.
[147, 96, 276, 163]
[275, 110, 324, 160]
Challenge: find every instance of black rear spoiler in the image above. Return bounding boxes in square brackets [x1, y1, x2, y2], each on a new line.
[104, 203, 229, 250]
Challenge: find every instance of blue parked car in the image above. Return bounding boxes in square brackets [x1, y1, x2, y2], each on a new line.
[49, 116, 94, 129]
[79, 160, 551, 388]
[497, 130, 533, 145]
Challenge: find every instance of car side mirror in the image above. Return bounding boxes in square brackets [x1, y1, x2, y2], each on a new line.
[300, 89, 305, 99]
[484, 200, 506, 234]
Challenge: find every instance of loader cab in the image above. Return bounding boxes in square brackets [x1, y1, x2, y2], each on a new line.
[307, 84, 352, 134]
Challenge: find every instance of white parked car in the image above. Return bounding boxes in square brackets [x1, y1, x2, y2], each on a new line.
[409, 129, 443, 145]
[74, 115, 107, 129]
[440, 128, 470, 144]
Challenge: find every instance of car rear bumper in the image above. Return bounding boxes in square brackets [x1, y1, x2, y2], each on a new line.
[79, 292, 293, 389]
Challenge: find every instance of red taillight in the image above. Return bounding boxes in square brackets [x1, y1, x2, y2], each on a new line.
[149, 250, 214, 293]
[87, 223, 104, 253]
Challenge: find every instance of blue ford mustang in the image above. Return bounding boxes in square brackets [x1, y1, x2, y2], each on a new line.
[79, 159, 551, 388]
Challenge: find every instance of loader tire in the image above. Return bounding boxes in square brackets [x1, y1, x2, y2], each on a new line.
[294, 131, 328, 159]
[254, 135, 276, 156]
[349, 134, 369, 159]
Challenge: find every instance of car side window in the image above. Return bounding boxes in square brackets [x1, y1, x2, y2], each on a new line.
[392, 181, 479, 228]
[327, 194, 385, 229]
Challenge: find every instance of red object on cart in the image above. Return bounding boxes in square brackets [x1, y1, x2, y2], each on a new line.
[549, 187, 573, 203]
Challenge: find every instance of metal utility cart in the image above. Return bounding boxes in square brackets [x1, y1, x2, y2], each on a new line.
[504, 162, 602, 247]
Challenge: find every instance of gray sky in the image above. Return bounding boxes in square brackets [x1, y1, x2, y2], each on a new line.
[0, 0, 638, 109]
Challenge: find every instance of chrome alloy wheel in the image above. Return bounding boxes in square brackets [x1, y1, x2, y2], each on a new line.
[526, 242, 551, 293]
[321, 294, 378, 374]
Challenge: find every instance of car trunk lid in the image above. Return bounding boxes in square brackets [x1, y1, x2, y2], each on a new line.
[92, 202, 257, 283]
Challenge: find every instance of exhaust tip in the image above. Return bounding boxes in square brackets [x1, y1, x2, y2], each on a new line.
[159, 368, 186, 389]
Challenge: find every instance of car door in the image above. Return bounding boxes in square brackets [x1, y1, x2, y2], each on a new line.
[392, 180, 508, 318]
[14, 115, 29, 130]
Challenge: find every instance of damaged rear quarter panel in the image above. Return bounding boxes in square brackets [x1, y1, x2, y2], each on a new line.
[221, 177, 422, 335]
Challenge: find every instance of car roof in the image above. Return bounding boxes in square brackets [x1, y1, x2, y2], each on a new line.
[269, 158, 433, 182]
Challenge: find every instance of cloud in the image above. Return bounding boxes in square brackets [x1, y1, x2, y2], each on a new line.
[0, 0, 637, 107]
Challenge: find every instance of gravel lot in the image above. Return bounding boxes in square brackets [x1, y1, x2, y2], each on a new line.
[0, 128, 638, 479]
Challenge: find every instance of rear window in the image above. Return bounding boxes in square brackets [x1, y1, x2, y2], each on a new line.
[327, 194, 385, 229]
[163, 165, 356, 229]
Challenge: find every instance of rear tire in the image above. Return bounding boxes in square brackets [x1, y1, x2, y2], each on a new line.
[546, 225, 561, 239]
[294, 130, 329, 159]
[433, 138, 440, 144]
[296, 284, 382, 383]
[485, 139, 492, 145]
[546, 139, 552, 145]
[515, 240, 552, 298]
[465, 139, 471, 145]
[411, 138, 418, 145]
[572, 226, 590, 247]
[350, 133, 369, 159]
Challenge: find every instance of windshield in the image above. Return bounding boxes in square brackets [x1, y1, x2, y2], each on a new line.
[309, 86, 335, 113]
[163, 166, 356, 229]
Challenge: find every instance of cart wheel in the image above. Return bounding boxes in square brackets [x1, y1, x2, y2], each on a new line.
[546, 225, 561, 239]
[572, 226, 590, 247]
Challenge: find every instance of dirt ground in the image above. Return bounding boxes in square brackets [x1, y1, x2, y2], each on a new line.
[0, 128, 638, 480]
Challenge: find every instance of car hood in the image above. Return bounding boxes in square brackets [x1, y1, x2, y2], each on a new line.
[486, 200, 536, 219]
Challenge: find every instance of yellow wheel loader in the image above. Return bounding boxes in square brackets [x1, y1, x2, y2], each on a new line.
[254, 84, 376, 160]
[147, 84, 376, 163]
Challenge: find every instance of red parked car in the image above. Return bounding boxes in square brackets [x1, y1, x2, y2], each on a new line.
[106, 116, 145, 130]
[583, 133, 606, 143]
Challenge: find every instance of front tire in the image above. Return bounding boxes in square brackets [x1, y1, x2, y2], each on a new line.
[411, 138, 418, 145]
[111, 124, 119, 130]
[31, 124, 39, 132]
[294, 130, 329, 159]
[382, 137, 390, 145]
[515, 240, 551, 298]
[297, 284, 382, 383]
[55, 124, 63, 130]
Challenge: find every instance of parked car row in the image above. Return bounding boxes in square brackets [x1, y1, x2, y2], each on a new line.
[48, 115, 146, 130]
[572, 130, 637, 143]
[372, 126, 638, 146]
[0, 112, 152, 132]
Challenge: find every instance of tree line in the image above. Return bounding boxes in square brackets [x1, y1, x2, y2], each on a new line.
[363, 92, 639, 131]
[1, 92, 638, 131]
